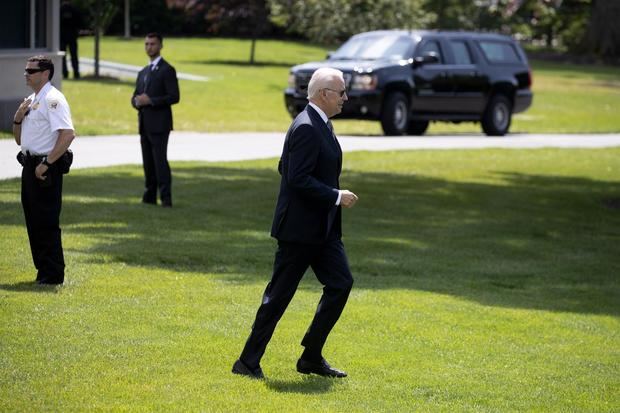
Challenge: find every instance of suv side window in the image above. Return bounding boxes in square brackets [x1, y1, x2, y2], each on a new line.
[417, 40, 444, 64]
[450, 40, 473, 64]
[478, 41, 521, 63]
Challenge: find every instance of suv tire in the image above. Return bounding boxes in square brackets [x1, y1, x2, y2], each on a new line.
[482, 94, 512, 136]
[381, 92, 409, 136]
[408, 120, 429, 136]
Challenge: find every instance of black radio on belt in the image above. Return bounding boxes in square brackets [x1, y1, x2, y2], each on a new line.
[16, 151, 25, 166]
[16, 150, 73, 174]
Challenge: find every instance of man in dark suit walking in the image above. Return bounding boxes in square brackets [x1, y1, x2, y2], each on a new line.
[233, 68, 358, 379]
[132, 32, 180, 207]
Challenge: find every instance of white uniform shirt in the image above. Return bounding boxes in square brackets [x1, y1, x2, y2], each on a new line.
[21, 82, 74, 155]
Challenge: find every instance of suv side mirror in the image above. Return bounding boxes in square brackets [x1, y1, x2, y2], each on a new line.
[326, 51, 334, 60]
[413, 52, 439, 68]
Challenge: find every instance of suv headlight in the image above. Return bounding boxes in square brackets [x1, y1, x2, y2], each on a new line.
[351, 74, 377, 91]
[288, 73, 296, 88]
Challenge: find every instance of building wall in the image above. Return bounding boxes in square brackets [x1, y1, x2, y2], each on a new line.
[0, 0, 62, 131]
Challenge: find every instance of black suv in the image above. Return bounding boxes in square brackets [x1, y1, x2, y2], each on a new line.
[284, 30, 533, 136]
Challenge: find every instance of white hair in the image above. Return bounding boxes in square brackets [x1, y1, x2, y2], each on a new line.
[307, 67, 344, 100]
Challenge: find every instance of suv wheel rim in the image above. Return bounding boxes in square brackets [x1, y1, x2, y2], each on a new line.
[494, 102, 509, 130]
[394, 101, 407, 130]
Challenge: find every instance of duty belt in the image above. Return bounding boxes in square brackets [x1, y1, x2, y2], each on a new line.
[17, 151, 48, 166]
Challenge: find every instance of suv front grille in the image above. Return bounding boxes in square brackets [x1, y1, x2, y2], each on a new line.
[295, 72, 352, 95]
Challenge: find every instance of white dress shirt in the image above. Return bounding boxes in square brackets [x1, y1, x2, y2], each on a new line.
[149, 55, 162, 70]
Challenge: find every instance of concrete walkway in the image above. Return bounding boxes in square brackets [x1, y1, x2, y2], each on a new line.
[2, 132, 619, 181]
[79, 57, 209, 81]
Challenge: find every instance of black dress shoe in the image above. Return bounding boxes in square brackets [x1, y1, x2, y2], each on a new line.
[161, 200, 172, 208]
[36, 275, 63, 285]
[296, 358, 347, 378]
[36, 279, 63, 285]
[232, 359, 265, 379]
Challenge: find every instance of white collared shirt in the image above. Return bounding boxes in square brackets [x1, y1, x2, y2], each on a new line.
[308, 101, 328, 123]
[149, 55, 162, 70]
[21, 82, 74, 155]
[307, 102, 342, 206]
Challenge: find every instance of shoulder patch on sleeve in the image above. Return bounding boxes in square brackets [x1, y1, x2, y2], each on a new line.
[48, 100, 59, 110]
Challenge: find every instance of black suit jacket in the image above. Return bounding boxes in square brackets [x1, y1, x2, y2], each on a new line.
[271, 105, 343, 244]
[132, 58, 180, 134]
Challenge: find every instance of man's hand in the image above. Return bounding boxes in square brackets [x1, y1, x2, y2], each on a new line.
[134, 94, 152, 107]
[35, 163, 48, 181]
[14, 98, 32, 122]
[340, 190, 358, 208]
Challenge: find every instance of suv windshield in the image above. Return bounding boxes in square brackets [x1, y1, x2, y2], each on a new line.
[330, 34, 414, 61]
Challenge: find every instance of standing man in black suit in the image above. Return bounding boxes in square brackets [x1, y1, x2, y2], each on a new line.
[132, 32, 180, 208]
[60, 0, 81, 79]
[233, 68, 359, 379]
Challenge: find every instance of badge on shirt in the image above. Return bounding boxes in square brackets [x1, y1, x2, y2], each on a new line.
[32, 102, 40, 110]
[49, 100, 58, 110]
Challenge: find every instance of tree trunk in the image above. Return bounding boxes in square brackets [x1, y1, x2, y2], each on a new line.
[248, 2, 266, 65]
[250, 38, 256, 64]
[588, 0, 620, 58]
[124, 0, 131, 39]
[94, 0, 101, 78]
[546, 25, 553, 48]
[94, 27, 100, 78]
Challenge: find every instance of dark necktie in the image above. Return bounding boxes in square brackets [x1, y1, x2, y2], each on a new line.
[144, 65, 155, 87]
[327, 120, 342, 172]
[327, 120, 336, 140]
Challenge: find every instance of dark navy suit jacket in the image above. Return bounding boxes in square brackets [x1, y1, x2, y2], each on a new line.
[131, 58, 180, 134]
[271, 105, 343, 244]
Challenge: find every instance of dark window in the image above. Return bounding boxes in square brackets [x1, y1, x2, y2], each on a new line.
[0, 0, 47, 49]
[478, 41, 521, 63]
[450, 40, 473, 64]
[35, 0, 47, 48]
[417, 40, 444, 64]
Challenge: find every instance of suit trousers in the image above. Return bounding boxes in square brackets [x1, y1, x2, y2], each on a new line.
[240, 238, 354, 368]
[21, 160, 65, 283]
[60, 37, 80, 78]
[140, 131, 172, 204]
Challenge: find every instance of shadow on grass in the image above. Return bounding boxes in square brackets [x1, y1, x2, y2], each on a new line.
[265, 376, 335, 394]
[182, 59, 296, 68]
[0, 162, 618, 315]
[0, 281, 61, 293]
[66, 75, 135, 87]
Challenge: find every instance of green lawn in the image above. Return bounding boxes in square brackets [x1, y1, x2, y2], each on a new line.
[66, 37, 325, 135]
[2, 37, 618, 138]
[3, 36, 615, 138]
[1, 149, 619, 411]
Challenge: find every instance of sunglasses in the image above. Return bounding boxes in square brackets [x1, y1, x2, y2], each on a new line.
[324, 88, 347, 97]
[24, 68, 46, 74]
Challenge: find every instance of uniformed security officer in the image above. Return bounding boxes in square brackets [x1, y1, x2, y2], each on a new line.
[12, 56, 75, 285]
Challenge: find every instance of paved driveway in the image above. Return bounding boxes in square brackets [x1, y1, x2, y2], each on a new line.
[2, 132, 619, 181]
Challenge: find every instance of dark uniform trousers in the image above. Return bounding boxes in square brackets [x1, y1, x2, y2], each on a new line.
[140, 131, 172, 204]
[21, 157, 65, 283]
[60, 37, 80, 79]
[239, 234, 354, 369]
